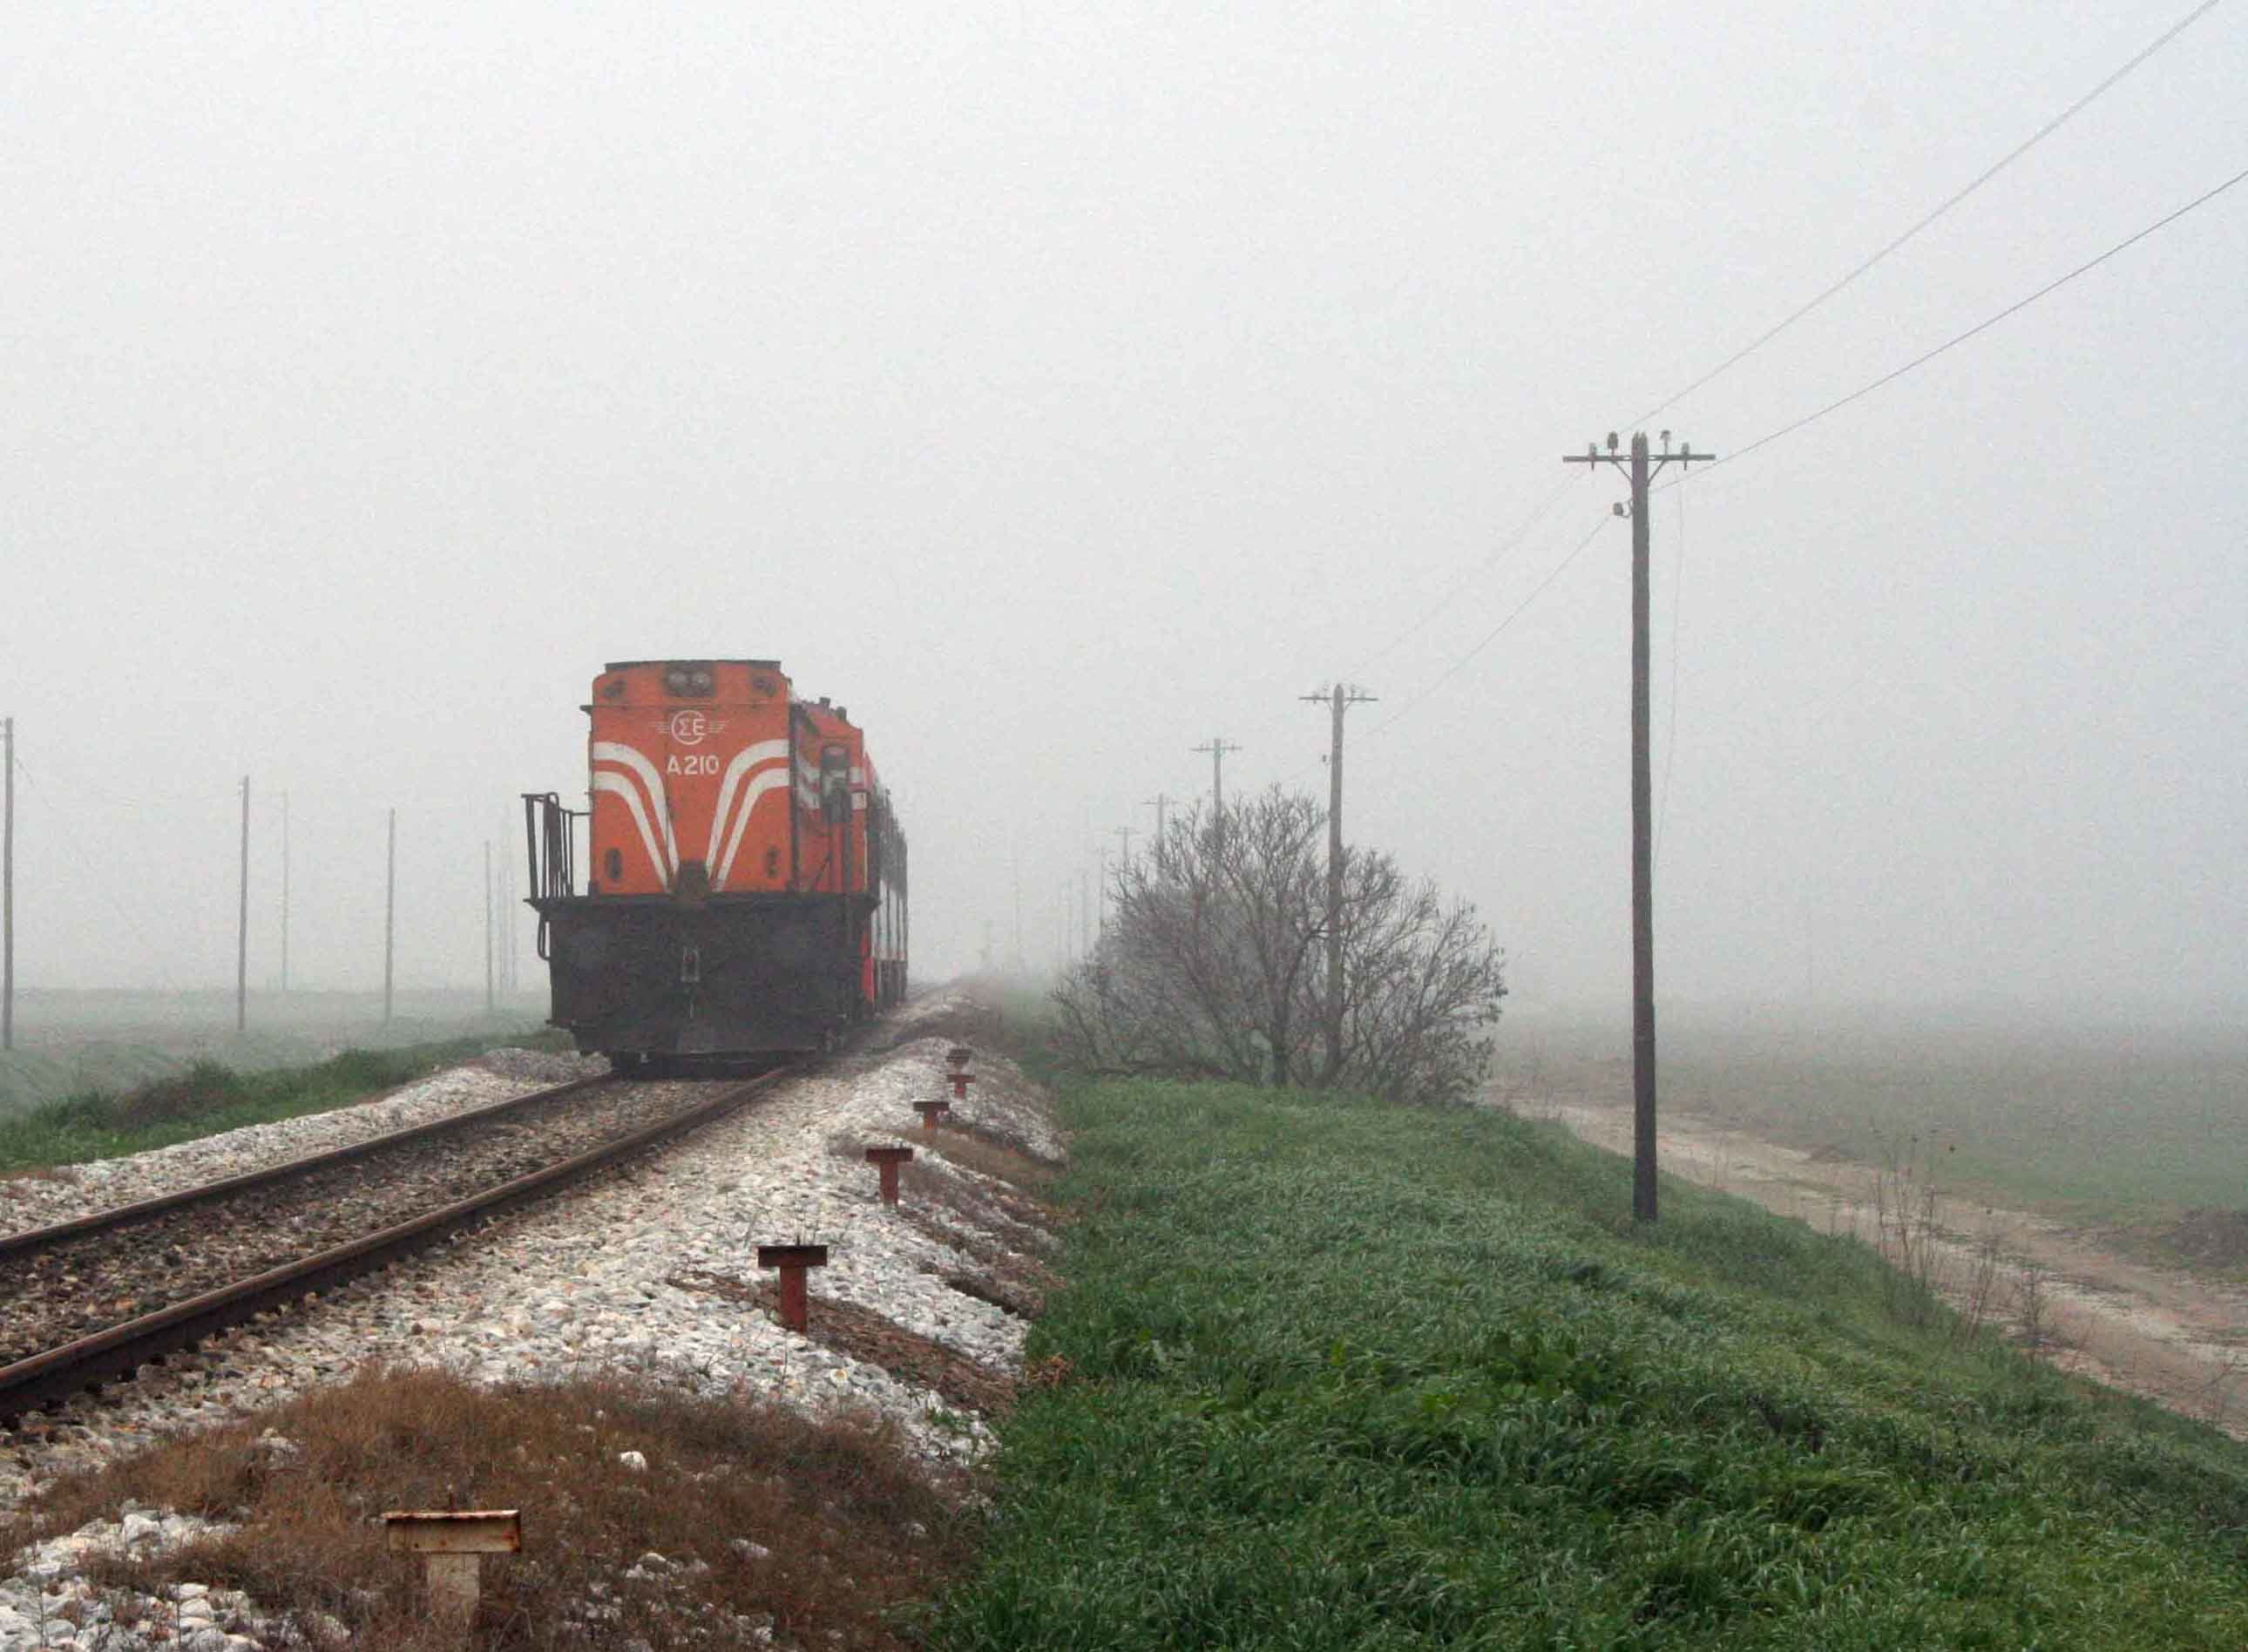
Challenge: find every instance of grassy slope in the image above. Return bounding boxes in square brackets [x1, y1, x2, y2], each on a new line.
[0, 1009, 555, 1120]
[0, 1031, 562, 1175]
[937, 1079, 2248, 1649]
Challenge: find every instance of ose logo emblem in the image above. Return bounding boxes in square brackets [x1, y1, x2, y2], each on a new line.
[669, 710, 709, 747]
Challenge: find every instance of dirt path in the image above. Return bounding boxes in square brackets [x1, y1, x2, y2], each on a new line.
[1539, 1094, 2248, 1439]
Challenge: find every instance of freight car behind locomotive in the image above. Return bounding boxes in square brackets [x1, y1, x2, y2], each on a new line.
[522, 660, 906, 1066]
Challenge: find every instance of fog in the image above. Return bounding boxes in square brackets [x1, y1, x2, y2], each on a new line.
[3, 2, 2242, 1028]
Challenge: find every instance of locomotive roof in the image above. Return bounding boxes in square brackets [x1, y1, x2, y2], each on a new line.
[602, 658, 783, 671]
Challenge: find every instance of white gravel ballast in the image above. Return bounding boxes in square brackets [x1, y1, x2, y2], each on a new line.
[0, 992, 1060, 1652]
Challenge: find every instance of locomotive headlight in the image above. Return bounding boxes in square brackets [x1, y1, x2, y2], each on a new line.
[665, 668, 690, 694]
[691, 669, 713, 692]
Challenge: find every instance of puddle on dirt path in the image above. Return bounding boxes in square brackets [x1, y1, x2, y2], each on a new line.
[1533, 1094, 2248, 1440]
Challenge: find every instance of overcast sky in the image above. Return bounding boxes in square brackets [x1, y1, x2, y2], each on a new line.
[3, 0, 2242, 1026]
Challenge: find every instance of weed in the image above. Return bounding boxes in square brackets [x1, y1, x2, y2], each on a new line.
[2016, 1257, 2055, 1353]
[8, 1365, 972, 1650]
[1955, 1208, 2008, 1344]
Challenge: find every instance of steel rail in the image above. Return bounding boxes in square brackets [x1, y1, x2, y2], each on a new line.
[0, 1073, 615, 1258]
[0, 1066, 795, 1424]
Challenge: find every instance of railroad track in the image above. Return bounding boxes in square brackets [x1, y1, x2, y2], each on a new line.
[0, 1065, 797, 1424]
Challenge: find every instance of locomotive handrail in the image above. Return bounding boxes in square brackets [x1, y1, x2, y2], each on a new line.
[522, 791, 582, 904]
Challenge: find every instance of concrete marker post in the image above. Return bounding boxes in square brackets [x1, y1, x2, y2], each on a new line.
[383, 1509, 520, 1644]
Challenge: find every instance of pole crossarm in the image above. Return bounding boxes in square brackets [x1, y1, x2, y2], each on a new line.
[1563, 433, 1716, 477]
[1192, 738, 1242, 839]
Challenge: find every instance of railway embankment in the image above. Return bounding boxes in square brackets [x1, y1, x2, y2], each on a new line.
[16, 988, 2248, 1648]
[1, 989, 1058, 1650]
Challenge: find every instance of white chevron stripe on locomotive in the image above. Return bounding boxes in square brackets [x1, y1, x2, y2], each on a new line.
[592, 770, 671, 889]
[714, 769, 792, 889]
[706, 739, 792, 890]
[705, 740, 789, 867]
[591, 741, 677, 879]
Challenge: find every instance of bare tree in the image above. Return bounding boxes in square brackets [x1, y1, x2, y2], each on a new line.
[1053, 787, 1507, 1105]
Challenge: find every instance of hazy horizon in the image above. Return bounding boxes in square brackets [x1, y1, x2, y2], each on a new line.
[3, 2, 2241, 1028]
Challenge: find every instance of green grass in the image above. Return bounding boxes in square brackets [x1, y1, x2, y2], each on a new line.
[0, 998, 555, 1120]
[933, 1077, 2248, 1649]
[0, 1029, 565, 1175]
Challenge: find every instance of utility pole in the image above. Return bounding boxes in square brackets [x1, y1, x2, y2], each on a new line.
[3, 717, 13, 1053]
[495, 833, 507, 1001]
[1105, 826, 1135, 935]
[236, 776, 250, 1034]
[1564, 429, 1713, 1222]
[1192, 738, 1240, 843]
[497, 852, 509, 998]
[1142, 792, 1173, 867]
[279, 790, 290, 995]
[1080, 860, 1093, 955]
[503, 858, 512, 993]
[1300, 684, 1375, 1086]
[484, 840, 495, 1016]
[1012, 846, 1026, 973]
[383, 809, 397, 1025]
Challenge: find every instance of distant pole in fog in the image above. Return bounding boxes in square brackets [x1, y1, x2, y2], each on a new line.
[383, 809, 396, 1025]
[280, 790, 290, 995]
[3, 716, 14, 1052]
[498, 812, 517, 997]
[499, 853, 512, 996]
[1302, 683, 1376, 1087]
[498, 853, 511, 996]
[236, 775, 250, 1034]
[1107, 826, 1134, 935]
[1564, 429, 1714, 1224]
[1142, 793, 1173, 868]
[1192, 739, 1240, 843]
[484, 840, 495, 1016]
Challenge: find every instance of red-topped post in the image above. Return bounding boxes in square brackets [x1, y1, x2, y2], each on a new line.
[865, 1144, 914, 1205]
[755, 1243, 829, 1332]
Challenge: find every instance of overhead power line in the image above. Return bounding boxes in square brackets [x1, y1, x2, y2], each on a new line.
[1364, 512, 1616, 740]
[1655, 484, 1687, 865]
[1677, 161, 2248, 481]
[1628, 0, 2226, 429]
[1355, 475, 1578, 674]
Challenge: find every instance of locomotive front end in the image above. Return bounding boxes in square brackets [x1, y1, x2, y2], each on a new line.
[523, 659, 901, 1066]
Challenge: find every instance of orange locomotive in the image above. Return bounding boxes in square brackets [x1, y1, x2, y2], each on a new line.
[522, 660, 907, 1066]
